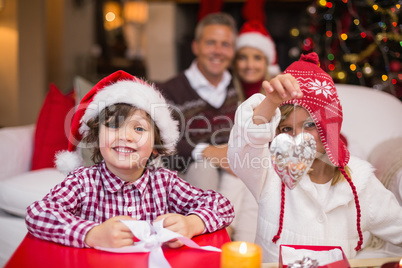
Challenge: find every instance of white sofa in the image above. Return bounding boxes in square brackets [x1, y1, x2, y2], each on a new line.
[0, 84, 401, 265]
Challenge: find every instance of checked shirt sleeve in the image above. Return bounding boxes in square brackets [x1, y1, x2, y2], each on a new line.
[166, 172, 234, 233]
[25, 174, 98, 248]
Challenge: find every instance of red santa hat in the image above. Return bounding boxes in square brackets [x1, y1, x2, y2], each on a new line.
[55, 70, 179, 174]
[236, 20, 281, 75]
[272, 52, 363, 251]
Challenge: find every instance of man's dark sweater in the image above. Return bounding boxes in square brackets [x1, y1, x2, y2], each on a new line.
[156, 73, 239, 172]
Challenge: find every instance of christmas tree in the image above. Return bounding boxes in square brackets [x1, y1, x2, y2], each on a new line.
[290, 0, 402, 100]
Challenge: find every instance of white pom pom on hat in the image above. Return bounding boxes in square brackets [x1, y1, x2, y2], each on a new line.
[55, 70, 180, 174]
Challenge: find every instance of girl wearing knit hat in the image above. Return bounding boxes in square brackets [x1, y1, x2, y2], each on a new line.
[233, 20, 281, 102]
[26, 70, 234, 249]
[228, 53, 402, 261]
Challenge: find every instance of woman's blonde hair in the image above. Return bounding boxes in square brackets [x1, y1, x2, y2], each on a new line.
[279, 104, 351, 185]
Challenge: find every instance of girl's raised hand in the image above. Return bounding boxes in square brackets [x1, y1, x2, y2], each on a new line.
[253, 74, 303, 125]
[262, 73, 303, 105]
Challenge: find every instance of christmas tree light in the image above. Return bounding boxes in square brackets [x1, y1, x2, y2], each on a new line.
[291, 0, 402, 100]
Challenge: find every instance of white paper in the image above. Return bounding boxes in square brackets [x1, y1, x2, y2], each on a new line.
[281, 246, 344, 265]
[95, 220, 221, 268]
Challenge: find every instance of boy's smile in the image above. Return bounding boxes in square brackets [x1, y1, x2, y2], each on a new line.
[99, 109, 156, 181]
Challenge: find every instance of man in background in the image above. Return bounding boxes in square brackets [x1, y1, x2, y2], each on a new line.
[157, 13, 258, 243]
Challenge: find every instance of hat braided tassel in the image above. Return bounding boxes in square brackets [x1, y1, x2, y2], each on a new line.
[340, 166, 363, 251]
[272, 182, 286, 243]
[272, 170, 363, 251]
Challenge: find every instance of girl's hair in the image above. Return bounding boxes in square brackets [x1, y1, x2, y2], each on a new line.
[278, 104, 351, 184]
[83, 103, 167, 164]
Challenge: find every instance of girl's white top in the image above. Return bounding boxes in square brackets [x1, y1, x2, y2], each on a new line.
[227, 94, 402, 262]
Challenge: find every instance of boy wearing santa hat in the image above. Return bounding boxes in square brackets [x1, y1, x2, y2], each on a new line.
[25, 70, 234, 249]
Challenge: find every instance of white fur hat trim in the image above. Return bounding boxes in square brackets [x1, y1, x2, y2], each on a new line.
[79, 80, 179, 154]
[236, 32, 277, 65]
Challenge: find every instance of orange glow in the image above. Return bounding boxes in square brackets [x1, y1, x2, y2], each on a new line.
[103, 2, 123, 31]
[341, 33, 348, 40]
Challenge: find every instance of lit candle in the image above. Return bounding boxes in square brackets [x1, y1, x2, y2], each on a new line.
[221, 241, 262, 268]
[380, 258, 402, 268]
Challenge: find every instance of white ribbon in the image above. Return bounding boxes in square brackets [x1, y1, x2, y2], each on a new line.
[95, 220, 221, 268]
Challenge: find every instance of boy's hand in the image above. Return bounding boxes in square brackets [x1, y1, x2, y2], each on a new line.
[85, 215, 135, 248]
[155, 214, 205, 248]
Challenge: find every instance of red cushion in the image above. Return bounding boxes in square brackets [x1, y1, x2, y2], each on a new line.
[31, 84, 76, 170]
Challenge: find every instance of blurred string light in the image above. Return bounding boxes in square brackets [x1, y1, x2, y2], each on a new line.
[290, 0, 402, 98]
[103, 1, 123, 31]
[363, 63, 374, 77]
[318, 0, 327, 7]
[290, 28, 300, 37]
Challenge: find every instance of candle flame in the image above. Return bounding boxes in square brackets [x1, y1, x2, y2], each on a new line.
[399, 259, 402, 266]
[239, 242, 247, 254]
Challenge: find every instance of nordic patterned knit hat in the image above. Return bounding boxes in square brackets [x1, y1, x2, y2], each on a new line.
[236, 20, 281, 75]
[272, 52, 363, 251]
[55, 70, 180, 174]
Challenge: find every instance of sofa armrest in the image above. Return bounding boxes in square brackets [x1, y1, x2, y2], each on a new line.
[0, 125, 35, 180]
[336, 84, 402, 160]
[368, 137, 402, 204]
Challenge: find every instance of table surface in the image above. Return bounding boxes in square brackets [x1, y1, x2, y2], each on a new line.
[6, 232, 401, 268]
[262, 257, 401, 268]
[5, 229, 231, 268]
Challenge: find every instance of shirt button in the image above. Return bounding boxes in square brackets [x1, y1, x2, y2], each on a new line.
[127, 207, 134, 213]
[317, 212, 326, 223]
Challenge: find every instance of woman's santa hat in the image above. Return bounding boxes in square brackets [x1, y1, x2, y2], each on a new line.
[236, 20, 281, 75]
[272, 52, 363, 251]
[55, 70, 180, 174]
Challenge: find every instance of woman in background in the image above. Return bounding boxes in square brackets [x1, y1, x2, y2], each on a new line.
[233, 20, 281, 102]
[224, 20, 281, 243]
